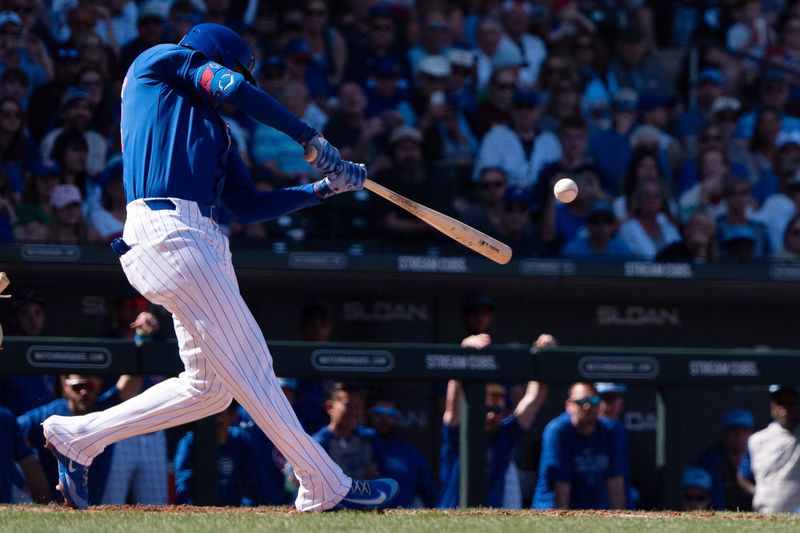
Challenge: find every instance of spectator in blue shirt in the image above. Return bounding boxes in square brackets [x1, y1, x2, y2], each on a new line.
[589, 87, 639, 191]
[532, 382, 627, 510]
[175, 400, 260, 506]
[696, 408, 754, 511]
[367, 399, 436, 508]
[595, 383, 636, 509]
[16, 374, 126, 504]
[439, 334, 548, 508]
[0, 407, 49, 503]
[312, 382, 384, 481]
[561, 201, 634, 260]
[675, 69, 725, 147]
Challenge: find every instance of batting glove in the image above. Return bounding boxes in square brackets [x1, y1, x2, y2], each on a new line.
[303, 135, 342, 175]
[314, 161, 367, 199]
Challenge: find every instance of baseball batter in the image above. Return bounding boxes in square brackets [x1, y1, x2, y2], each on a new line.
[42, 23, 398, 511]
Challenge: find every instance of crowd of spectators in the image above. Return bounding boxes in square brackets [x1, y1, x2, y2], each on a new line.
[0, 0, 800, 262]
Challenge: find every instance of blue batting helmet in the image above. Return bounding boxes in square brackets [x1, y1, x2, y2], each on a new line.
[179, 23, 256, 85]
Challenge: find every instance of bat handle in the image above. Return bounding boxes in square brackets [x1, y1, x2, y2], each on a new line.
[303, 145, 318, 163]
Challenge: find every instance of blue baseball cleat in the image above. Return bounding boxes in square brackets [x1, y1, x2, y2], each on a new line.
[334, 478, 399, 510]
[46, 443, 89, 509]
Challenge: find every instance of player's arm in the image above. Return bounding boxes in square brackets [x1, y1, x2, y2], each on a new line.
[606, 476, 626, 509]
[513, 381, 548, 431]
[736, 448, 756, 496]
[19, 455, 51, 503]
[554, 481, 570, 509]
[220, 148, 323, 224]
[442, 379, 461, 428]
[173, 53, 342, 175]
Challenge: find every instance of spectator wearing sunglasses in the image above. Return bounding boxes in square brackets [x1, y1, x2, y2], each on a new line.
[532, 382, 627, 510]
[460, 166, 508, 236]
[681, 467, 713, 511]
[561, 200, 633, 260]
[487, 186, 545, 259]
[16, 373, 145, 504]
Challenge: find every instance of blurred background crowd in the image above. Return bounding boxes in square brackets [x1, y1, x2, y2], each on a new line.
[2, 0, 800, 262]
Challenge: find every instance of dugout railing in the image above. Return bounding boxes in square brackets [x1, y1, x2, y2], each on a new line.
[2, 337, 797, 509]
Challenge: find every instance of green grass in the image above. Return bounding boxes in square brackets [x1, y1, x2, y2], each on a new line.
[2, 507, 800, 533]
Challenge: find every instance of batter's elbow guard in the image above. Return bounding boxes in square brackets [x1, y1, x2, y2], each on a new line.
[195, 62, 245, 102]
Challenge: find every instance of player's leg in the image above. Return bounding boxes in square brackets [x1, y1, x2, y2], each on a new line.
[160, 234, 353, 511]
[43, 314, 233, 466]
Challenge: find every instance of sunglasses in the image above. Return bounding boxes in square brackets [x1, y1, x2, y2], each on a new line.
[479, 181, 505, 190]
[572, 395, 601, 407]
[486, 405, 504, 414]
[505, 203, 528, 213]
[789, 228, 800, 236]
[588, 216, 614, 225]
[493, 82, 515, 91]
[57, 49, 81, 60]
[683, 493, 709, 503]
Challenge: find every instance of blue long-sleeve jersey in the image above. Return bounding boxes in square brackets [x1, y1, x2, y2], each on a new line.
[121, 44, 323, 223]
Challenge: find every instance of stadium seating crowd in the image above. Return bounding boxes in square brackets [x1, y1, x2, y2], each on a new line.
[2, 0, 800, 512]
[1, 0, 799, 261]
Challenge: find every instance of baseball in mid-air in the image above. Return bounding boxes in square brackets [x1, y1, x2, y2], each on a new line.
[554, 178, 578, 203]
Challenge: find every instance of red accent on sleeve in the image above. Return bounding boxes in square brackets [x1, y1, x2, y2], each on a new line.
[200, 66, 214, 94]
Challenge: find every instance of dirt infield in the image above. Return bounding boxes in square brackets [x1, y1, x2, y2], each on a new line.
[5, 505, 788, 520]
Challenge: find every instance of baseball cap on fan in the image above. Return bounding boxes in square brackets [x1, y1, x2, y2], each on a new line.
[710, 96, 741, 115]
[389, 125, 422, 145]
[777, 130, 800, 150]
[682, 468, 712, 491]
[51, 183, 83, 208]
[595, 383, 627, 395]
[138, 1, 167, 22]
[0, 11, 22, 29]
[613, 88, 639, 111]
[723, 408, 754, 429]
[60, 86, 90, 110]
[418, 55, 451, 78]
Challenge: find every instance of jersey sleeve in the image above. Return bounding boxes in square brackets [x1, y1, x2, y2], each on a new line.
[542, 422, 572, 484]
[141, 45, 316, 143]
[606, 420, 628, 479]
[1, 409, 33, 462]
[16, 405, 51, 449]
[738, 447, 754, 484]
[220, 148, 323, 224]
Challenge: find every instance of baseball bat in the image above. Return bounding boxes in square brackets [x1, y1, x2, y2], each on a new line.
[304, 147, 513, 265]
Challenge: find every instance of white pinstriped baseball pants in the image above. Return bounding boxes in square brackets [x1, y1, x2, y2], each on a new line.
[43, 199, 351, 511]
